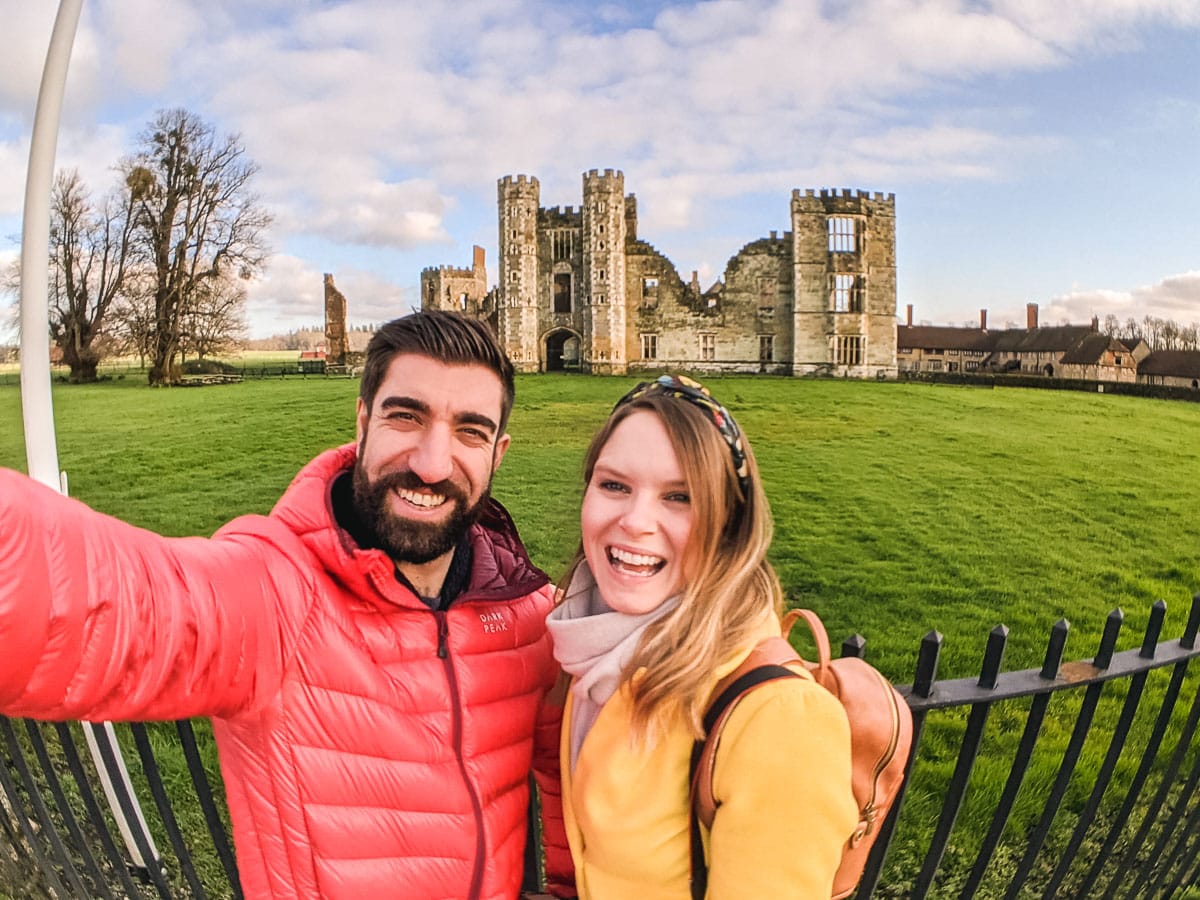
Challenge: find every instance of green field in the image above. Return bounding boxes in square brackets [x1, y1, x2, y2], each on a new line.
[2, 375, 1198, 897]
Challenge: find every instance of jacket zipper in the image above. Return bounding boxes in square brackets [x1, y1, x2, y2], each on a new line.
[436, 609, 487, 898]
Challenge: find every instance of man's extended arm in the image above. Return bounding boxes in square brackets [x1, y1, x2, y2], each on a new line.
[0, 469, 305, 723]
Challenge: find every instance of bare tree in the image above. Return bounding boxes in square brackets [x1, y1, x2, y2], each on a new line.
[110, 268, 158, 368]
[47, 170, 137, 381]
[3, 171, 136, 381]
[1159, 317, 1181, 351]
[181, 275, 248, 360]
[1182, 323, 1199, 352]
[125, 109, 270, 385]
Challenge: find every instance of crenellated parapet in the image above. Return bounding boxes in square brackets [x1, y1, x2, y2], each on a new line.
[583, 167, 624, 191]
[541, 205, 582, 227]
[498, 173, 540, 195]
[792, 187, 895, 215]
[421, 264, 475, 278]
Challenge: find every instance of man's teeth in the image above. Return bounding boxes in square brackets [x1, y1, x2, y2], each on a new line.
[608, 547, 665, 574]
[397, 488, 446, 508]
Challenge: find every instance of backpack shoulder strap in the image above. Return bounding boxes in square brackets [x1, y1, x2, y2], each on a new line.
[688, 636, 801, 900]
[691, 636, 801, 828]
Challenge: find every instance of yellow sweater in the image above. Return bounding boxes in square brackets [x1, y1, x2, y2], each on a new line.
[560, 617, 858, 899]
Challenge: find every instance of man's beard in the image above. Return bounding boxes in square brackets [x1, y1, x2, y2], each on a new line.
[352, 464, 490, 564]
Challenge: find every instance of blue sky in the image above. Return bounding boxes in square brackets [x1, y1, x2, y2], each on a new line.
[1, 0, 1197, 337]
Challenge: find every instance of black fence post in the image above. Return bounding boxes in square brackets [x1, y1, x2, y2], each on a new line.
[959, 620, 1069, 899]
[912, 626, 1007, 897]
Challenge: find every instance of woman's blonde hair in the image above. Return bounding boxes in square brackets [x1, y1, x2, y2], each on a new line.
[559, 382, 782, 740]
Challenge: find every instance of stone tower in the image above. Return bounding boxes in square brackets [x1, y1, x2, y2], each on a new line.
[791, 189, 897, 377]
[497, 175, 541, 372]
[581, 168, 628, 374]
[323, 273, 348, 366]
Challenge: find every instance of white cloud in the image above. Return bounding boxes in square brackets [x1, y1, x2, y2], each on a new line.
[1, 0, 1197, 336]
[93, 0, 206, 93]
[1041, 271, 1200, 326]
[0, 6, 60, 113]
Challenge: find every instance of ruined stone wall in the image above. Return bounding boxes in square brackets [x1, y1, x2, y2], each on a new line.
[621, 238, 791, 374]
[420, 246, 489, 318]
[712, 233, 794, 373]
[323, 273, 348, 366]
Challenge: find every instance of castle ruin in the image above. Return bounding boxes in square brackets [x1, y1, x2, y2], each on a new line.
[423, 168, 897, 377]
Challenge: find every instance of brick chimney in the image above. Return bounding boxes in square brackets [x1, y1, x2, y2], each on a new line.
[906, 304, 913, 327]
[1091, 315, 1099, 332]
[980, 308, 988, 331]
[1026, 302, 1039, 330]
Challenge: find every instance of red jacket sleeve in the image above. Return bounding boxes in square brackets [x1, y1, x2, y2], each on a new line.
[0, 468, 309, 722]
[532, 668, 575, 897]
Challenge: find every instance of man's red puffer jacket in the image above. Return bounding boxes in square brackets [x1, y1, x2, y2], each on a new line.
[0, 445, 572, 899]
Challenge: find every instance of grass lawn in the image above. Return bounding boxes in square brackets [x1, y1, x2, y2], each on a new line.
[2, 374, 1198, 897]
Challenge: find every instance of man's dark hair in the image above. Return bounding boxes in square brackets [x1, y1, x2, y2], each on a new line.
[360, 310, 516, 434]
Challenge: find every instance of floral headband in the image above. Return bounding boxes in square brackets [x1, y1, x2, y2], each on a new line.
[613, 374, 751, 496]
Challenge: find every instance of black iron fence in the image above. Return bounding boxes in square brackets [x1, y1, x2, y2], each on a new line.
[2, 595, 1198, 899]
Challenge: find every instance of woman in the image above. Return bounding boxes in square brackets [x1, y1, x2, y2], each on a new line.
[546, 374, 857, 899]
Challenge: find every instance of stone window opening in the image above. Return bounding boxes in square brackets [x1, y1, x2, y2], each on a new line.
[598, 223, 605, 234]
[597, 269, 606, 282]
[510, 271, 519, 283]
[835, 335, 864, 366]
[700, 333, 716, 361]
[641, 333, 658, 360]
[832, 274, 864, 313]
[828, 217, 858, 253]
[553, 273, 572, 314]
[459, 293, 468, 311]
[759, 335, 774, 362]
[642, 276, 659, 306]
[552, 231, 574, 261]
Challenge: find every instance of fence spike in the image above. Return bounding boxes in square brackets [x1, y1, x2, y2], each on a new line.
[1040, 619, 1070, 680]
[841, 633, 866, 660]
[1094, 608, 1125, 670]
[1140, 600, 1167, 658]
[912, 630, 942, 698]
[977, 625, 1008, 689]
[1182, 592, 1200, 650]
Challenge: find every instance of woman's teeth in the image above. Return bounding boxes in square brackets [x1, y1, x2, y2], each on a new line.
[608, 547, 665, 576]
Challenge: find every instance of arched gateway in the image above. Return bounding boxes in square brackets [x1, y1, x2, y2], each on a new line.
[544, 329, 581, 372]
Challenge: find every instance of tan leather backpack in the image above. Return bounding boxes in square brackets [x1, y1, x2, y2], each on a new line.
[689, 608, 913, 899]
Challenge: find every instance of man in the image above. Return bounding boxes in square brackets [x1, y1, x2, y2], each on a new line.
[0, 310, 573, 899]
